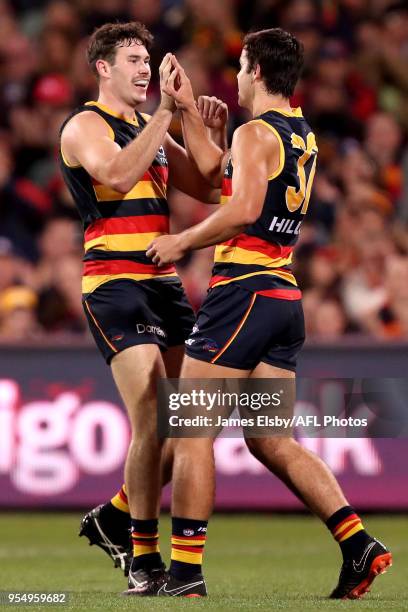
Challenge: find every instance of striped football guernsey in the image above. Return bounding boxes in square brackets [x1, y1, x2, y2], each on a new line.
[60, 101, 177, 295]
[210, 107, 318, 300]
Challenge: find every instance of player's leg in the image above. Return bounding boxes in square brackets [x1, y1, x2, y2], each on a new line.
[112, 343, 171, 594]
[81, 346, 185, 570]
[158, 284, 260, 596]
[160, 356, 250, 597]
[245, 352, 391, 598]
[247, 362, 348, 519]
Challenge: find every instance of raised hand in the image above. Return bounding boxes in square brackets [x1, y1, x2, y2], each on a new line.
[159, 53, 177, 112]
[198, 96, 228, 130]
[162, 55, 195, 110]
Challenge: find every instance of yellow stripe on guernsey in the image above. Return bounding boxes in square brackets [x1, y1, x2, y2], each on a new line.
[82, 272, 176, 295]
[84, 231, 162, 253]
[250, 119, 285, 180]
[93, 181, 166, 202]
[211, 268, 298, 288]
[214, 245, 293, 268]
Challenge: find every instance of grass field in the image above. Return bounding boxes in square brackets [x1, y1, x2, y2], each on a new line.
[0, 513, 406, 611]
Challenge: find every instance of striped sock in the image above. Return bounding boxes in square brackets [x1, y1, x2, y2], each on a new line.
[131, 519, 162, 571]
[110, 484, 129, 514]
[326, 506, 370, 559]
[170, 517, 207, 580]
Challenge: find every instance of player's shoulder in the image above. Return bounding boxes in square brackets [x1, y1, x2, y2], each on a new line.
[232, 120, 281, 152]
[61, 109, 113, 142]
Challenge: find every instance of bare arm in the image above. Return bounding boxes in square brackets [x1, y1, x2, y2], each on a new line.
[147, 122, 281, 263]
[163, 58, 225, 187]
[60, 54, 175, 194]
[164, 133, 221, 203]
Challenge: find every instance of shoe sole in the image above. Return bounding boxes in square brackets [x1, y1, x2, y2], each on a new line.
[344, 552, 393, 600]
[79, 515, 131, 576]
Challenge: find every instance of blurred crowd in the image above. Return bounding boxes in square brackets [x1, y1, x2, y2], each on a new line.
[0, 0, 407, 342]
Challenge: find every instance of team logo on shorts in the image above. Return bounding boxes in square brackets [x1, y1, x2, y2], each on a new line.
[202, 338, 218, 353]
[107, 329, 124, 342]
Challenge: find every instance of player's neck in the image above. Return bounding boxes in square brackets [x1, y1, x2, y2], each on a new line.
[251, 93, 292, 118]
[97, 90, 139, 122]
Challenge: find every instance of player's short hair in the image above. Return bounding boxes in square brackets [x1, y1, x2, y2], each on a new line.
[243, 28, 304, 98]
[87, 22, 153, 77]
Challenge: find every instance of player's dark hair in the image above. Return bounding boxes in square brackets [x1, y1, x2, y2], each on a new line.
[87, 22, 153, 77]
[243, 28, 304, 98]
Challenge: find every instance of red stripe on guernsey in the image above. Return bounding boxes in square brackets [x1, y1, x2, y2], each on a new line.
[172, 545, 204, 553]
[256, 288, 302, 300]
[222, 234, 293, 259]
[84, 215, 169, 241]
[83, 260, 176, 276]
[148, 165, 168, 183]
[332, 514, 359, 534]
[222, 177, 232, 196]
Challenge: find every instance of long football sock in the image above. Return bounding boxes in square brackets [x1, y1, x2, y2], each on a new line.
[131, 518, 162, 571]
[97, 485, 130, 543]
[326, 506, 371, 559]
[170, 517, 208, 580]
[110, 484, 130, 514]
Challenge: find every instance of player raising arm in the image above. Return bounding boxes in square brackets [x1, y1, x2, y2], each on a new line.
[60, 21, 228, 590]
[145, 30, 392, 601]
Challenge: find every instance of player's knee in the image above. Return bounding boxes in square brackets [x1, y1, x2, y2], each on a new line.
[173, 438, 213, 460]
[245, 436, 294, 461]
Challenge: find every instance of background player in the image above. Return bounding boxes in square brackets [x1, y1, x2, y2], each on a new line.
[60, 21, 227, 591]
[146, 29, 392, 599]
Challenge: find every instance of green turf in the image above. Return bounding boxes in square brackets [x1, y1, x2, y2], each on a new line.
[0, 513, 406, 611]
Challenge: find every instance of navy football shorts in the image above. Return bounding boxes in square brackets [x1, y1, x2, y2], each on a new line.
[185, 282, 305, 372]
[83, 278, 195, 364]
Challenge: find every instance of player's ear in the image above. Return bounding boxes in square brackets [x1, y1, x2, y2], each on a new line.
[96, 59, 111, 79]
[253, 64, 262, 82]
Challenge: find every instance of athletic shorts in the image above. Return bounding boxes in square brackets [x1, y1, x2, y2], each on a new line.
[185, 282, 305, 372]
[83, 279, 195, 364]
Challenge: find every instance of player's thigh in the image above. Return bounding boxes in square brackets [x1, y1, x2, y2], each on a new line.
[184, 284, 266, 371]
[111, 343, 166, 432]
[246, 361, 296, 455]
[251, 362, 295, 379]
[180, 354, 250, 379]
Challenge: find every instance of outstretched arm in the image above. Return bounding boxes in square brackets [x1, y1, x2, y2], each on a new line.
[147, 121, 281, 264]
